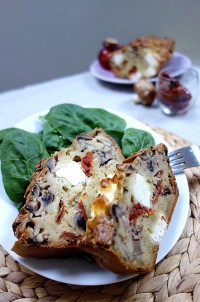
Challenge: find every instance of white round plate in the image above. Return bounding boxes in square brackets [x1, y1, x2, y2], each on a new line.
[0, 109, 189, 286]
[90, 52, 191, 84]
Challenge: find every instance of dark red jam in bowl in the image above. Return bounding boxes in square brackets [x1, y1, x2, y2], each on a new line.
[157, 72, 192, 111]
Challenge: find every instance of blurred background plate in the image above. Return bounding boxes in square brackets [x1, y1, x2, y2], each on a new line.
[90, 52, 191, 84]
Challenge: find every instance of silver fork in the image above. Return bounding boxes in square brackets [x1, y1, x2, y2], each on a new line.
[168, 145, 200, 174]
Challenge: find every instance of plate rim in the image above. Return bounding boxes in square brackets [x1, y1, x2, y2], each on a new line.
[90, 52, 192, 85]
[0, 107, 190, 286]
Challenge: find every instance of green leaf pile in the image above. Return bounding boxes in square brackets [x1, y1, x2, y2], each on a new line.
[41, 104, 127, 151]
[0, 103, 155, 208]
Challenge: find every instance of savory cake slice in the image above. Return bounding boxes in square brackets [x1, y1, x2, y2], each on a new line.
[12, 128, 124, 257]
[108, 36, 175, 81]
[80, 144, 179, 274]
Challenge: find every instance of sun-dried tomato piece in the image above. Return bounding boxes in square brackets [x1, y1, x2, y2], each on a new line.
[60, 231, 82, 241]
[152, 180, 163, 204]
[55, 199, 65, 224]
[154, 170, 164, 178]
[78, 199, 88, 220]
[129, 66, 137, 76]
[169, 176, 177, 194]
[81, 152, 93, 177]
[129, 203, 154, 225]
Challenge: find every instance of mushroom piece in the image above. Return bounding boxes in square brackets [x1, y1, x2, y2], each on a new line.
[134, 79, 157, 106]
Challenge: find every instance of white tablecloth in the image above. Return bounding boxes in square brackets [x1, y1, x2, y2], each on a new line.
[0, 68, 200, 145]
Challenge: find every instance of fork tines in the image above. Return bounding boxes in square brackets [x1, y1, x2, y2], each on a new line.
[168, 145, 200, 174]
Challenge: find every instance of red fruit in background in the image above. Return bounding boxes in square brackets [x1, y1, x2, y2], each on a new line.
[98, 38, 121, 70]
[98, 48, 111, 70]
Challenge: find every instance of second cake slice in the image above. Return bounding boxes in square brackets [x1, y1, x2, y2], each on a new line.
[81, 144, 179, 274]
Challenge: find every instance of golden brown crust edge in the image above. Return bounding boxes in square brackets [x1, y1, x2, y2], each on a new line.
[84, 128, 125, 161]
[123, 143, 167, 163]
[132, 35, 175, 64]
[80, 237, 158, 275]
[12, 240, 83, 258]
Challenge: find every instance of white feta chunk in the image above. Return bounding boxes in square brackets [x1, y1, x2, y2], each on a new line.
[56, 161, 86, 185]
[133, 173, 151, 208]
[112, 53, 125, 65]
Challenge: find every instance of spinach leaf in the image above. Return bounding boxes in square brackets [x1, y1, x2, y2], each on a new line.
[122, 128, 155, 158]
[0, 128, 16, 159]
[0, 128, 17, 144]
[41, 122, 68, 151]
[1, 129, 49, 208]
[42, 104, 127, 149]
[0, 128, 42, 160]
[43, 104, 93, 145]
[86, 107, 126, 131]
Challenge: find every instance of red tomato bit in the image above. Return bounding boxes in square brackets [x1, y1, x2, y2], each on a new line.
[78, 199, 88, 220]
[152, 181, 163, 204]
[55, 199, 65, 224]
[129, 202, 154, 225]
[81, 152, 93, 177]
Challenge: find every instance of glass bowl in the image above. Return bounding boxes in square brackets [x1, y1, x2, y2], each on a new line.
[156, 67, 199, 115]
